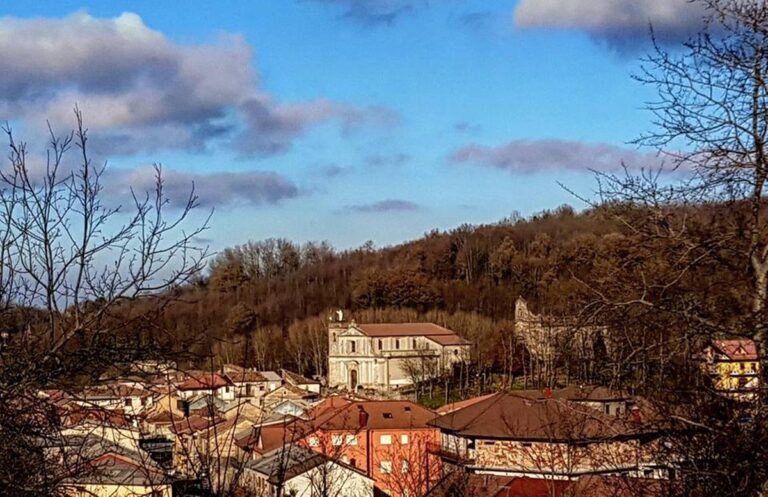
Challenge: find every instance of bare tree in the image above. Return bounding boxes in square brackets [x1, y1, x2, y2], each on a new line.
[582, 1, 768, 494]
[0, 109, 209, 496]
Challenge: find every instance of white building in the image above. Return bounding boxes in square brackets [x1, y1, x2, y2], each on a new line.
[176, 373, 235, 402]
[327, 315, 470, 391]
[242, 444, 374, 497]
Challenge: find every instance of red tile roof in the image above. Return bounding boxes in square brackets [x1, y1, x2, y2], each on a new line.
[177, 373, 232, 391]
[712, 339, 758, 361]
[436, 394, 497, 416]
[430, 393, 654, 441]
[354, 322, 470, 345]
[309, 398, 436, 431]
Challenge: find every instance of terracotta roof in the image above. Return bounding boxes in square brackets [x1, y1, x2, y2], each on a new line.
[228, 371, 269, 383]
[282, 369, 320, 386]
[177, 373, 232, 391]
[437, 394, 497, 416]
[712, 339, 758, 361]
[544, 385, 630, 402]
[169, 414, 226, 435]
[309, 398, 436, 431]
[80, 384, 152, 400]
[426, 334, 471, 346]
[430, 392, 653, 441]
[357, 322, 458, 338]
[236, 423, 295, 454]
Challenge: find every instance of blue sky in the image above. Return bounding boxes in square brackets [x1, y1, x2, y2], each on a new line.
[0, 0, 705, 249]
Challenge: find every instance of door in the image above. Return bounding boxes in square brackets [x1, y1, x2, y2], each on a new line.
[350, 369, 358, 390]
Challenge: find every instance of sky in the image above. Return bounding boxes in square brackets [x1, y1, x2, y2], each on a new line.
[0, 0, 709, 250]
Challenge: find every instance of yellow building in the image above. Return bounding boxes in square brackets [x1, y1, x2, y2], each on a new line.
[703, 339, 760, 398]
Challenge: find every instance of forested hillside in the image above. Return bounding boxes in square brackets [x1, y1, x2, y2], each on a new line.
[151, 201, 749, 392]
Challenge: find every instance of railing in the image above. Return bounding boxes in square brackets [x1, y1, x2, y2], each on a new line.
[427, 442, 474, 464]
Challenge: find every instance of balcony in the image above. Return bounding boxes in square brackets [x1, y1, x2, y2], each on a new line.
[427, 442, 474, 464]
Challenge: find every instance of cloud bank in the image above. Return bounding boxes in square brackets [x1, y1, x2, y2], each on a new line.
[0, 11, 396, 157]
[514, 0, 708, 50]
[107, 167, 300, 209]
[341, 199, 421, 213]
[449, 139, 662, 173]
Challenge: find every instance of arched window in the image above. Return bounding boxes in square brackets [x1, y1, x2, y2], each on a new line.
[378, 339, 383, 350]
[332, 333, 336, 343]
[350, 341, 356, 353]
[395, 339, 400, 350]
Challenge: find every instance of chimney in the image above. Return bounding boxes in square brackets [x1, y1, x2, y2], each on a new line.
[358, 406, 369, 429]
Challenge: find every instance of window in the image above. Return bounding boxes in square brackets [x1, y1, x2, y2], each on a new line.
[395, 339, 400, 350]
[332, 333, 336, 343]
[380, 461, 392, 474]
[124, 398, 132, 407]
[401, 460, 410, 473]
[400, 434, 409, 444]
[380, 434, 393, 445]
[349, 458, 357, 467]
[259, 385, 265, 391]
[141, 397, 149, 406]
[383, 412, 393, 419]
[350, 341, 356, 353]
[332, 435, 343, 446]
[412, 339, 417, 349]
[345, 434, 358, 446]
[378, 339, 383, 350]
[308, 436, 320, 447]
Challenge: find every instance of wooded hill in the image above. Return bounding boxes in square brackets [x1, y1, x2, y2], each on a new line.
[149, 201, 750, 393]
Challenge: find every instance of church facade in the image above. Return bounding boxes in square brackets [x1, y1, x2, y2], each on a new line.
[327, 314, 470, 392]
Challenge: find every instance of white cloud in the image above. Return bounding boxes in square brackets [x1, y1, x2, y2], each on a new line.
[0, 11, 396, 156]
[514, 0, 707, 49]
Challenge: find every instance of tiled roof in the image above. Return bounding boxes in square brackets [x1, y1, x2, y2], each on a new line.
[357, 322, 458, 338]
[283, 369, 320, 385]
[309, 398, 436, 431]
[430, 392, 654, 441]
[436, 394, 496, 416]
[177, 373, 232, 391]
[712, 339, 758, 361]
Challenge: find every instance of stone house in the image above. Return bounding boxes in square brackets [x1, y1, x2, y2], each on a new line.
[429, 389, 669, 480]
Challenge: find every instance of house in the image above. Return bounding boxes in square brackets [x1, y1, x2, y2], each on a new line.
[241, 444, 374, 497]
[428, 390, 669, 480]
[702, 339, 761, 398]
[263, 383, 318, 406]
[299, 397, 442, 497]
[283, 369, 322, 394]
[71, 383, 154, 416]
[176, 372, 235, 402]
[223, 365, 282, 399]
[328, 313, 470, 392]
[62, 452, 172, 497]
